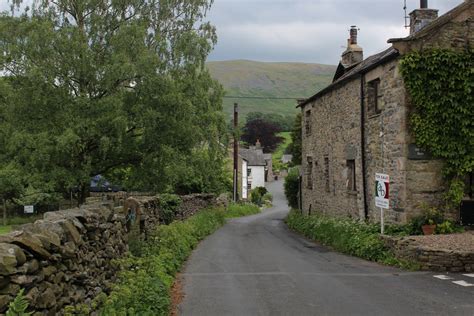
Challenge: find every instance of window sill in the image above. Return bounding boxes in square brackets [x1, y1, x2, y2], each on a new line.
[347, 190, 358, 196]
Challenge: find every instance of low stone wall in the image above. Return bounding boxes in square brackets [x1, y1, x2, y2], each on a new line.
[0, 193, 219, 314]
[383, 235, 474, 272]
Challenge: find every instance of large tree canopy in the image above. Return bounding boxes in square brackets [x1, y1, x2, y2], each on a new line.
[241, 118, 282, 153]
[0, 0, 228, 203]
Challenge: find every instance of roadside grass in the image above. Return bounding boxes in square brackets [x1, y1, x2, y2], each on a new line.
[0, 226, 11, 235]
[0, 214, 43, 235]
[5, 214, 43, 226]
[273, 132, 291, 171]
[226, 203, 260, 218]
[101, 203, 261, 315]
[286, 210, 419, 270]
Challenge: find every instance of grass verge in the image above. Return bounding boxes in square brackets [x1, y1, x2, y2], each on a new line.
[0, 226, 12, 235]
[286, 210, 419, 270]
[101, 203, 260, 315]
[225, 203, 260, 218]
[272, 132, 291, 171]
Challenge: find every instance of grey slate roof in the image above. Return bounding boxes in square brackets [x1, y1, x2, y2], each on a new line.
[281, 154, 293, 164]
[263, 154, 272, 161]
[298, 47, 399, 108]
[240, 148, 267, 166]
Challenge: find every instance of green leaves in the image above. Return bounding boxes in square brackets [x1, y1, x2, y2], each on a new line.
[400, 49, 474, 204]
[0, 0, 227, 203]
[102, 207, 226, 315]
[6, 289, 32, 316]
[286, 210, 400, 264]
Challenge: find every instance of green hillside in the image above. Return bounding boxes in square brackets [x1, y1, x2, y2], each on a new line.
[207, 60, 336, 120]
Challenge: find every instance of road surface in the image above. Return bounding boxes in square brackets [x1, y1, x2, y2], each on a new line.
[178, 180, 474, 316]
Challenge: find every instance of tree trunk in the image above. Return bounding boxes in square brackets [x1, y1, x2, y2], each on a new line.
[78, 183, 89, 206]
[2, 199, 7, 227]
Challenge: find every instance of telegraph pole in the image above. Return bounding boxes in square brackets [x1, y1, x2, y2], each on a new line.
[233, 103, 239, 202]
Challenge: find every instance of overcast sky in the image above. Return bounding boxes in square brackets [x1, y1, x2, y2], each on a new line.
[206, 0, 464, 65]
[0, 0, 464, 65]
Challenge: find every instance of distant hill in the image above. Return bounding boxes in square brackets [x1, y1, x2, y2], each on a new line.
[207, 60, 337, 120]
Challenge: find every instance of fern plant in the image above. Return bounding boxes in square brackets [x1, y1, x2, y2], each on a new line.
[6, 289, 32, 316]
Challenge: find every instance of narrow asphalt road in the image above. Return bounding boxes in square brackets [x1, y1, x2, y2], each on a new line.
[178, 180, 474, 316]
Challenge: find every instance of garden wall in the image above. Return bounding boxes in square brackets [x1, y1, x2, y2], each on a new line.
[383, 235, 474, 272]
[0, 193, 220, 314]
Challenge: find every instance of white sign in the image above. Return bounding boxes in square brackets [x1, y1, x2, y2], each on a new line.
[375, 173, 390, 209]
[24, 205, 34, 214]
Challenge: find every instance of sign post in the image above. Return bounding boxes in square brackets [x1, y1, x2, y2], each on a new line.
[375, 173, 390, 235]
[24, 205, 34, 214]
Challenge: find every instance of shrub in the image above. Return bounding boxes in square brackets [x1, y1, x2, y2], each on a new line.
[226, 203, 260, 218]
[262, 192, 273, 202]
[407, 204, 464, 235]
[284, 167, 299, 209]
[102, 208, 226, 315]
[436, 220, 464, 234]
[250, 187, 267, 206]
[157, 193, 182, 224]
[285, 210, 417, 269]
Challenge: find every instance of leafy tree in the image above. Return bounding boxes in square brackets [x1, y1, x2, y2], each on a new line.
[0, 0, 227, 203]
[246, 112, 293, 131]
[241, 118, 282, 153]
[288, 113, 302, 165]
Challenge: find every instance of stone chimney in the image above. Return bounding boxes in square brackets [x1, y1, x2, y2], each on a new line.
[341, 26, 363, 67]
[409, 0, 438, 34]
[255, 139, 262, 150]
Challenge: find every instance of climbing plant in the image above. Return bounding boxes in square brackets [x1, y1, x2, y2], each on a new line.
[399, 49, 474, 206]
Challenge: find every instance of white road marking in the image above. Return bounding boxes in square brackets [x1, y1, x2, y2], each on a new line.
[433, 275, 453, 280]
[452, 280, 474, 287]
[463, 274, 474, 278]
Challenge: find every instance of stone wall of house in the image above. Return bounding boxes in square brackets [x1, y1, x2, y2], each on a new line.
[395, 3, 473, 222]
[363, 59, 411, 223]
[0, 194, 219, 314]
[300, 2, 472, 224]
[300, 58, 450, 224]
[383, 235, 474, 272]
[301, 79, 365, 219]
[393, 4, 474, 54]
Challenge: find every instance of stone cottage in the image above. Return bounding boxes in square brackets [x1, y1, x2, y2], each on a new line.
[298, 0, 473, 224]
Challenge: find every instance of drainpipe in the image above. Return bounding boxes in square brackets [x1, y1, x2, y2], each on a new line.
[360, 74, 369, 219]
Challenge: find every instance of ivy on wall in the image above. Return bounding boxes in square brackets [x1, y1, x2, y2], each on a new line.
[399, 49, 473, 205]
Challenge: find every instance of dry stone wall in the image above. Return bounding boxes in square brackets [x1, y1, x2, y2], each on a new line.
[0, 193, 219, 315]
[383, 235, 474, 272]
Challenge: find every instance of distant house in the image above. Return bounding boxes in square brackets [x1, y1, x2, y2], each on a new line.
[298, 1, 473, 223]
[263, 153, 274, 182]
[281, 154, 293, 164]
[240, 141, 268, 199]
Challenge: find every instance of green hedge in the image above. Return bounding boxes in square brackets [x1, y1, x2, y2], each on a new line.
[284, 168, 299, 209]
[101, 203, 261, 315]
[286, 210, 417, 268]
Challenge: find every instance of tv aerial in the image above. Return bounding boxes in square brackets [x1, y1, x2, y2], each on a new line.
[403, 0, 410, 28]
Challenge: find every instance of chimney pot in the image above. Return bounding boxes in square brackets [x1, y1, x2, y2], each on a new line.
[350, 26, 358, 45]
[420, 0, 428, 9]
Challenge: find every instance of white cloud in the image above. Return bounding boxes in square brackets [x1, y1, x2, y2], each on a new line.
[208, 0, 464, 63]
[1, 0, 465, 64]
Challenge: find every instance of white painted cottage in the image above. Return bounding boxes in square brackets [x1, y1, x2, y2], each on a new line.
[240, 143, 267, 199]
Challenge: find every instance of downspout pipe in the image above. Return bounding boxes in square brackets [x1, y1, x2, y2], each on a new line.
[360, 74, 369, 219]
